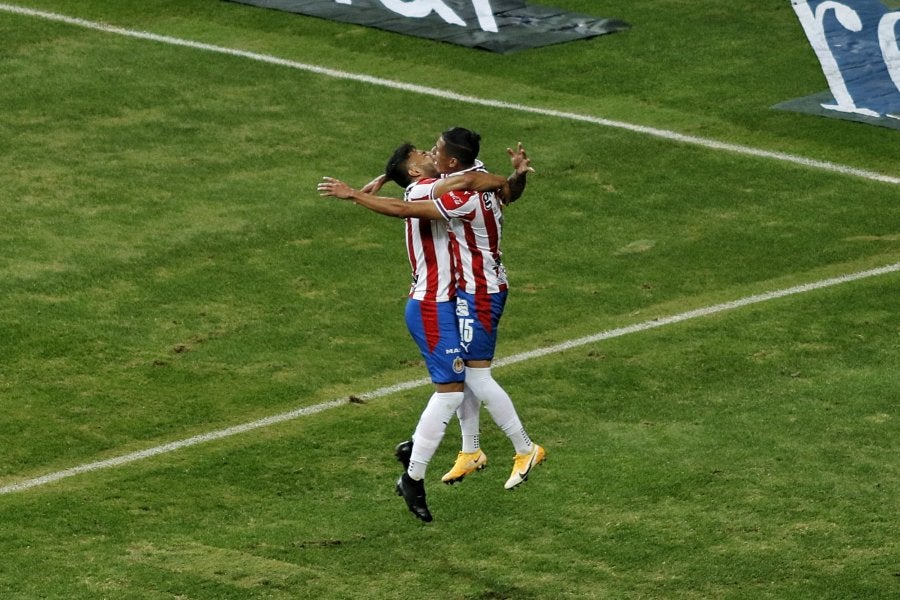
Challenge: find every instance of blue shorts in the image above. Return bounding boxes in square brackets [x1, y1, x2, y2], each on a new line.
[455, 290, 507, 362]
[405, 299, 465, 384]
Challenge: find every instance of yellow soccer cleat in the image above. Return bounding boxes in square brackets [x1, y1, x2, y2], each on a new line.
[504, 444, 546, 490]
[441, 449, 488, 484]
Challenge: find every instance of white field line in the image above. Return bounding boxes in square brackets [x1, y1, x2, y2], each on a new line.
[2, 262, 898, 495]
[2, 3, 900, 186]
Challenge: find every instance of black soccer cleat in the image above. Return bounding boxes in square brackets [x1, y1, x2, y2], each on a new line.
[395, 472, 433, 523]
[394, 439, 413, 471]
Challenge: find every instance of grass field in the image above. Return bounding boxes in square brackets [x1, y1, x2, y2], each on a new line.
[1, 0, 898, 598]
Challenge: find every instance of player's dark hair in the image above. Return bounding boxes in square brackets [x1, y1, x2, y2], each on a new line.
[384, 142, 416, 188]
[441, 127, 481, 167]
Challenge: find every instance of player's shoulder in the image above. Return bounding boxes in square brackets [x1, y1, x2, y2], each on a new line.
[405, 178, 440, 201]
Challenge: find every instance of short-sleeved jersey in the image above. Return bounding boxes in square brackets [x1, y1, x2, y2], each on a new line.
[441, 163, 508, 295]
[403, 177, 476, 302]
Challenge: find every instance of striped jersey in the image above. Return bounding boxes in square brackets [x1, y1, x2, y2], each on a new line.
[403, 177, 478, 302]
[441, 163, 508, 295]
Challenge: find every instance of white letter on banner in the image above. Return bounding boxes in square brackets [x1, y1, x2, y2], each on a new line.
[378, 0, 466, 27]
[471, 0, 499, 32]
[335, 0, 351, 4]
[879, 13, 900, 94]
[792, 0, 880, 116]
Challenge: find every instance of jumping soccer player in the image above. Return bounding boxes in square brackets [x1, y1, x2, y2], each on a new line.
[318, 143, 515, 521]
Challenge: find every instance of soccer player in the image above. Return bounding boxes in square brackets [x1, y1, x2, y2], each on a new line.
[429, 127, 546, 490]
[352, 130, 546, 491]
[318, 144, 514, 522]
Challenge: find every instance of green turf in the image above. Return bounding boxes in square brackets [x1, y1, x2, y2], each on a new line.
[1, 1, 898, 598]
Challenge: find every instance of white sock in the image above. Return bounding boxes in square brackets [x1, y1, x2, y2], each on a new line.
[465, 367, 533, 455]
[457, 385, 481, 452]
[408, 391, 464, 480]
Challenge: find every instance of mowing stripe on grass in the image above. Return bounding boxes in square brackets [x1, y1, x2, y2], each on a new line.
[1, 262, 897, 495]
[2, 2, 899, 186]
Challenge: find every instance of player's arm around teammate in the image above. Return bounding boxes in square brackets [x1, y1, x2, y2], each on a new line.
[317, 170, 509, 218]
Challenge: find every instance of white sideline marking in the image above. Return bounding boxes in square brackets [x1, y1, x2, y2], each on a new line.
[1, 3, 899, 185]
[2, 262, 898, 495]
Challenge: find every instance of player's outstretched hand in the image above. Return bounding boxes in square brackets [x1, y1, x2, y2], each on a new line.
[318, 177, 355, 199]
[507, 142, 535, 176]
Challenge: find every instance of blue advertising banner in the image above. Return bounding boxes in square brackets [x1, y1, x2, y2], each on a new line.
[223, 0, 629, 53]
[776, 0, 900, 129]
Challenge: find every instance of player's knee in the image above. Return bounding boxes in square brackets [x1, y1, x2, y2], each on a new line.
[464, 366, 494, 398]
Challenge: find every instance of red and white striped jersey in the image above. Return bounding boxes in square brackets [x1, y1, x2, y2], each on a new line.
[441, 164, 508, 295]
[403, 178, 463, 302]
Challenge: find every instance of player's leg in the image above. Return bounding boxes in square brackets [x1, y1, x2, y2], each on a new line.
[441, 292, 498, 483]
[441, 382, 488, 484]
[397, 299, 465, 520]
[464, 365, 546, 489]
[456, 290, 546, 489]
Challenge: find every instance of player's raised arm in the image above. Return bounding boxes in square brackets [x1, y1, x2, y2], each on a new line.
[317, 177, 443, 220]
[503, 142, 534, 205]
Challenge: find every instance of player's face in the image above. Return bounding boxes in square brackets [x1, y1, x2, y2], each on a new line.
[409, 148, 438, 178]
[431, 136, 455, 174]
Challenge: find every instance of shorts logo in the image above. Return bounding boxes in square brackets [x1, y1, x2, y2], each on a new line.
[456, 298, 471, 317]
[452, 357, 465, 374]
